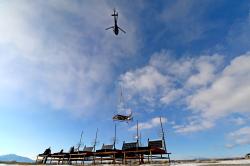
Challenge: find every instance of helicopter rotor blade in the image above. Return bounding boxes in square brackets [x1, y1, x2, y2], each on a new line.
[118, 27, 126, 33]
[105, 26, 114, 30]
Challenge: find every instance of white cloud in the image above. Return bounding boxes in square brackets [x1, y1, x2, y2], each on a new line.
[149, 50, 193, 78]
[188, 53, 250, 119]
[0, 1, 40, 54]
[0, 1, 139, 115]
[176, 53, 250, 133]
[160, 89, 184, 104]
[226, 126, 250, 148]
[120, 51, 223, 107]
[121, 66, 168, 93]
[174, 119, 214, 134]
[120, 50, 250, 133]
[186, 55, 223, 87]
[129, 117, 167, 131]
[120, 65, 169, 107]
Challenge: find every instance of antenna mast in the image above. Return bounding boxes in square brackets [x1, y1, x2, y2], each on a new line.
[160, 117, 167, 151]
[137, 120, 139, 142]
[77, 131, 83, 151]
[136, 120, 139, 149]
[120, 86, 123, 104]
[114, 123, 117, 149]
[139, 132, 142, 147]
[93, 128, 98, 152]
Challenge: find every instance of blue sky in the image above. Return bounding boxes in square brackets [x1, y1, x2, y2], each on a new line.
[0, 0, 250, 160]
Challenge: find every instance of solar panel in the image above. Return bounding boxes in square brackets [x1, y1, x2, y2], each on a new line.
[83, 146, 93, 152]
[102, 144, 113, 150]
[43, 148, 51, 155]
[122, 142, 138, 150]
[69, 146, 74, 153]
[148, 140, 163, 149]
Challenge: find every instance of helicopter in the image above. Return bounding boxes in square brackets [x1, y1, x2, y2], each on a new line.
[112, 112, 133, 122]
[106, 9, 126, 35]
[112, 87, 133, 122]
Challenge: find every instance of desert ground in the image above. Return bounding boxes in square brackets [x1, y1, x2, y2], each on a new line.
[1, 159, 250, 166]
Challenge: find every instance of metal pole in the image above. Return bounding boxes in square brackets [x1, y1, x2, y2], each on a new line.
[160, 117, 167, 152]
[77, 131, 83, 152]
[114, 123, 116, 149]
[136, 120, 139, 145]
[93, 128, 98, 152]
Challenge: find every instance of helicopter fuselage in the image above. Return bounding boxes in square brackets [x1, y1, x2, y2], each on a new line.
[114, 25, 119, 35]
[113, 17, 119, 35]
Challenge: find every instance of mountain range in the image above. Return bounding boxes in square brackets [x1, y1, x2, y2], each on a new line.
[0, 154, 34, 163]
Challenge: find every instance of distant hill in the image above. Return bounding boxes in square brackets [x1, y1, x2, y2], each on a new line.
[0, 154, 34, 163]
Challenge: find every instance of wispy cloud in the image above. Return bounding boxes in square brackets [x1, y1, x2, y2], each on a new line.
[226, 126, 250, 148]
[129, 117, 167, 131]
[159, 0, 213, 44]
[230, 117, 246, 126]
[174, 119, 214, 133]
[225, 8, 250, 54]
[0, 1, 139, 115]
